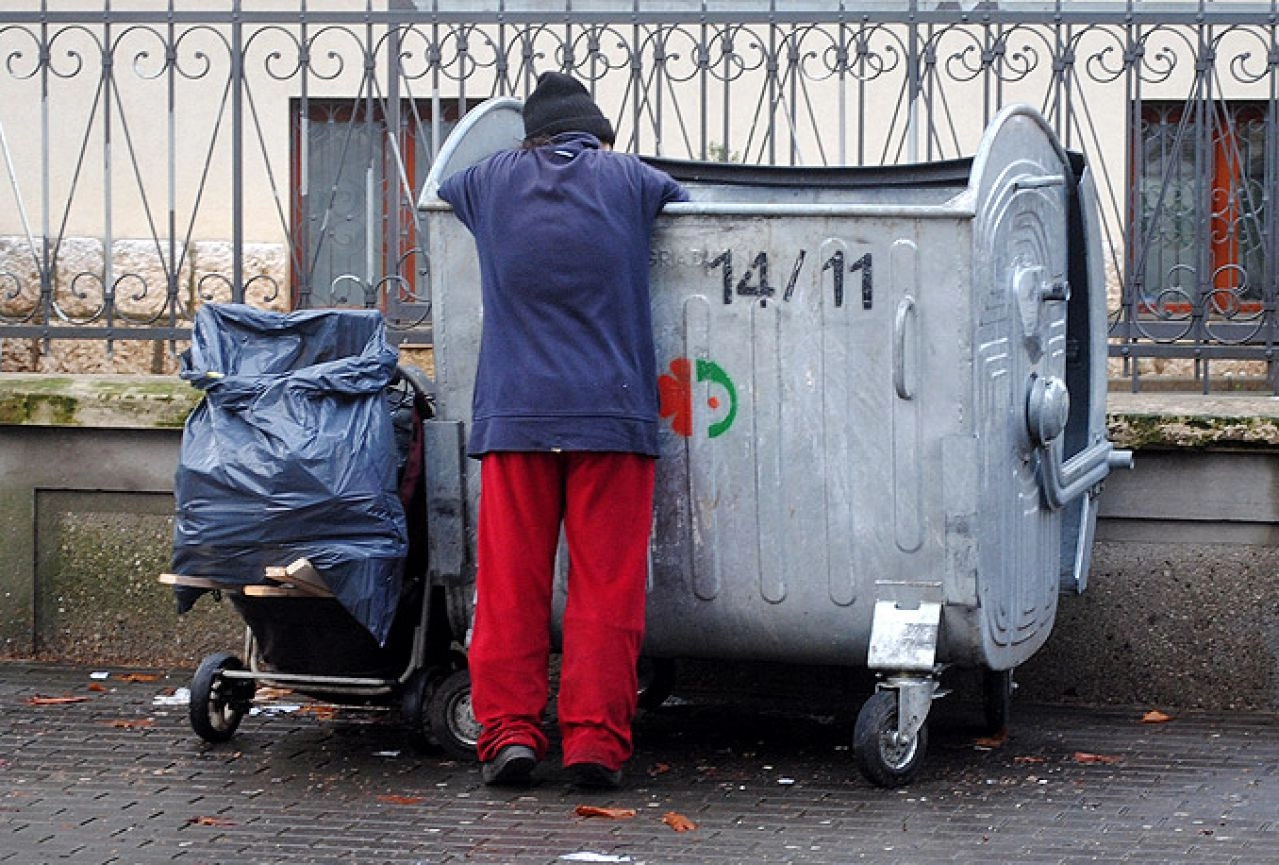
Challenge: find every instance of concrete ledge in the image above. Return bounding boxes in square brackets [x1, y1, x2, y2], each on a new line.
[1106, 389, 1279, 449]
[0, 374, 200, 429]
[6, 374, 1279, 445]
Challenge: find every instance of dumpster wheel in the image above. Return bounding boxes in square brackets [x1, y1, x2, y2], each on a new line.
[854, 690, 928, 788]
[428, 668, 480, 761]
[402, 665, 449, 751]
[636, 657, 676, 710]
[189, 652, 253, 744]
[983, 668, 1014, 736]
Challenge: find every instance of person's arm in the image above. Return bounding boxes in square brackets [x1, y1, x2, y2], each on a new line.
[641, 163, 688, 213]
[661, 174, 690, 206]
[437, 167, 478, 229]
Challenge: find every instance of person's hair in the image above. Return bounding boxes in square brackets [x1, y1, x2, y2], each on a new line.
[521, 135, 613, 151]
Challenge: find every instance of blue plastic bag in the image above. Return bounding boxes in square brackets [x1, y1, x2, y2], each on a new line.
[171, 304, 408, 645]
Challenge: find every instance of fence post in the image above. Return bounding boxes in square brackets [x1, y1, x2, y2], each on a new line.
[386, 15, 401, 316]
[231, 0, 244, 301]
[103, 0, 116, 351]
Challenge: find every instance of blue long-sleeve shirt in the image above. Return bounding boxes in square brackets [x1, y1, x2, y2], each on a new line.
[438, 132, 688, 457]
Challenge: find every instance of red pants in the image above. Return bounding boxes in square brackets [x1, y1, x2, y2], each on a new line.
[469, 451, 655, 770]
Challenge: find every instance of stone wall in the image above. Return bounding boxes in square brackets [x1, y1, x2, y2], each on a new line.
[0, 236, 288, 375]
[1019, 537, 1279, 712]
[34, 490, 245, 667]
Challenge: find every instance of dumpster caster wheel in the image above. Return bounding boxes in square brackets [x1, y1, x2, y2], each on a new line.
[428, 668, 480, 761]
[637, 658, 676, 710]
[854, 690, 928, 788]
[982, 668, 1014, 735]
[402, 666, 448, 751]
[190, 652, 253, 744]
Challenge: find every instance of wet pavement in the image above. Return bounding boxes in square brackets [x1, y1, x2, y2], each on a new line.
[2, 660, 1278, 864]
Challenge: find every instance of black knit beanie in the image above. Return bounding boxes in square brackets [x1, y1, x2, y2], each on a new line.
[523, 71, 616, 145]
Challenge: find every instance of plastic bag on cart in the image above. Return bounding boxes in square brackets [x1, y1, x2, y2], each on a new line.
[170, 303, 409, 645]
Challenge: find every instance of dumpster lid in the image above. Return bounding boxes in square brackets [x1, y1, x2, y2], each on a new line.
[420, 95, 977, 209]
[422, 100, 1070, 219]
[640, 156, 975, 189]
[421, 96, 524, 206]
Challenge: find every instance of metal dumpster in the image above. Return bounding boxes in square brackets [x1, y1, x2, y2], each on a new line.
[419, 99, 1130, 786]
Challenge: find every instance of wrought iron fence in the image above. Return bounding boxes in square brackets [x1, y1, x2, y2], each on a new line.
[1, 1, 1277, 390]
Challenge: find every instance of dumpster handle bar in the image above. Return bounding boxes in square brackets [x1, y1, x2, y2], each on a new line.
[893, 296, 918, 400]
[423, 198, 978, 219]
[1038, 438, 1134, 510]
[1014, 174, 1066, 190]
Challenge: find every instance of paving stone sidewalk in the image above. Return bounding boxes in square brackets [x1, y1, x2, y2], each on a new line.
[2, 660, 1277, 865]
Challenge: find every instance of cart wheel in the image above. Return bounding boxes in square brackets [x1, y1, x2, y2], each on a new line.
[636, 657, 676, 710]
[401, 666, 447, 750]
[427, 668, 480, 761]
[854, 690, 928, 788]
[190, 652, 253, 744]
[982, 668, 1014, 735]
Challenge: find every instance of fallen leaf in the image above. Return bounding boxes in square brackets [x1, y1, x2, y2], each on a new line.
[116, 673, 160, 683]
[648, 762, 672, 776]
[377, 794, 425, 806]
[86, 683, 107, 693]
[188, 815, 235, 827]
[1141, 710, 1174, 724]
[662, 811, 697, 832]
[105, 718, 154, 729]
[26, 695, 90, 706]
[1073, 751, 1121, 765]
[298, 705, 337, 720]
[1013, 755, 1048, 764]
[575, 805, 637, 820]
[255, 686, 294, 700]
[973, 729, 1008, 750]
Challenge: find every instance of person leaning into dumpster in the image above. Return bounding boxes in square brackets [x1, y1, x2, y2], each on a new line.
[436, 71, 688, 790]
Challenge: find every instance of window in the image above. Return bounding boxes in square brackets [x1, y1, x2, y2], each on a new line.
[290, 98, 467, 320]
[1133, 100, 1270, 319]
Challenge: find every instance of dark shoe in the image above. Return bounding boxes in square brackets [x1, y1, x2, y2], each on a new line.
[480, 744, 536, 786]
[568, 762, 623, 791]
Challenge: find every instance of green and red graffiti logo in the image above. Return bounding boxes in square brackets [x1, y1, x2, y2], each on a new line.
[658, 357, 738, 438]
